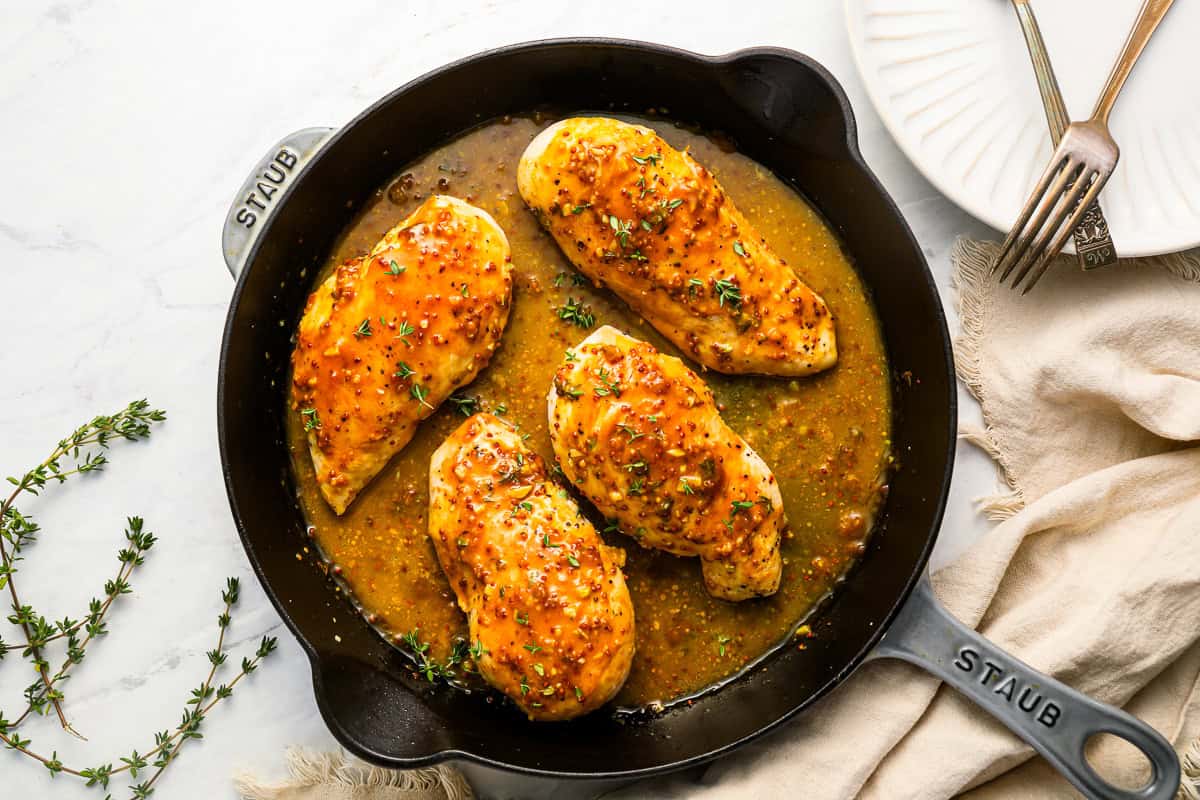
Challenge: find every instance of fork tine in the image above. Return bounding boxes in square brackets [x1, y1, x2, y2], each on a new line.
[1019, 171, 1110, 294]
[1006, 163, 1090, 288]
[995, 156, 1076, 282]
[992, 153, 1069, 278]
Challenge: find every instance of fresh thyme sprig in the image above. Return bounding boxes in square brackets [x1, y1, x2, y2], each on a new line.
[0, 400, 279, 796]
[400, 628, 485, 683]
[0, 400, 165, 734]
[10, 517, 157, 728]
[0, 580, 277, 797]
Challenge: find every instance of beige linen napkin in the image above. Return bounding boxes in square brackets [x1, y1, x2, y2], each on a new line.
[603, 241, 1200, 799]
[239, 243, 1200, 800]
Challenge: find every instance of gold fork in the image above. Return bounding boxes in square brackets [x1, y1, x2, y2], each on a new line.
[993, 0, 1176, 293]
[1010, 0, 1118, 271]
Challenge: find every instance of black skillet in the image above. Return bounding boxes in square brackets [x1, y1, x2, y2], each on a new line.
[216, 39, 1179, 799]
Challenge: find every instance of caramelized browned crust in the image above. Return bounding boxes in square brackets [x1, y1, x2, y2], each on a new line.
[428, 413, 636, 720]
[518, 117, 836, 376]
[291, 196, 513, 514]
[548, 326, 784, 601]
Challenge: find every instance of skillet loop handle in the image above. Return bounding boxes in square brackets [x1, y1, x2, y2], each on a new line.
[870, 576, 1180, 800]
[221, 127, 334, 279]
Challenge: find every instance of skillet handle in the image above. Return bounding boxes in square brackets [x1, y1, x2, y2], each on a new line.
[868, 575, 1180, 800]
[221, 127, 334, 279]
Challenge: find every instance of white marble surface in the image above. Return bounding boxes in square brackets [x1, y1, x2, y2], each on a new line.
[0, 1, 998, 797]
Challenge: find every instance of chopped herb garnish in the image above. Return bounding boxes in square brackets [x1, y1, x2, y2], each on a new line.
[732, 240, 748, 258]
[575, 686, 584, 701]
[717, 634, 732, 657]
[301, 407, 321, 431]
[494, 402, 508, 414]
[520, 677, 530, 695]
[354, 318, 372, 339]
[647, 414, 659, 423]
[594, 368, 622, 398]
[618, 424, 643, 441]
[604, 519, 621, 534]
[627, 250, 648, 261]
[624, 460, 647, 473]
[557, 297, 595, 329]
[564, 350, 579, 363]
[456, 537, 468, 548]
[631, 152, 661, 166]
[713, 277, 742, 309]
[395, 319, 415, 346]
[571, 202, 591, 214]
[517, 501, 533, 512]
[555, 378, 583, 399]
[567, 555, 580, 568]
[533, 664, 545, 676]
[607, 215, 635, 248]
[401, 628, 427, 653]
[541, 687, 555, 696]
[385, 259, 406, 276]
[628, 478, 644, 496]
[393, 361, 415, 380]
[448, 394, 478, 416]
[460, 283, 470, 297]
[542, 534, 562, 549]
[515, 611, 529, 626]
[731, 500, 755, 515]
[647, 196, 685, 227]
[410, 383, 433, 409]
[758, 495, 774, 512]
[469, 640, 487, 660]
[641, 219, 653, 231]
[679, 478, 695, 495]
[523, 644, 542, 654]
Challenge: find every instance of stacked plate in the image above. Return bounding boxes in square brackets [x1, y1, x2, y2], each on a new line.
[846, 0, 1200, 257]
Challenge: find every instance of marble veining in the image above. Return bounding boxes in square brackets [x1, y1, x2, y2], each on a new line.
[0, 1, 996, 797]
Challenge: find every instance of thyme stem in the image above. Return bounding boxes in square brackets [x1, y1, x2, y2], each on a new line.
[0, 400, 166, 736]
[0, 400, 278, 796]
[9, 519, 152, 730]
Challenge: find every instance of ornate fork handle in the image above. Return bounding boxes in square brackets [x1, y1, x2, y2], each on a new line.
[1011, 0, 1117, 269]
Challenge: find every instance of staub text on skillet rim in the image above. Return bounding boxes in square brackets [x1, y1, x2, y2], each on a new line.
[216, 39, 1179, 799]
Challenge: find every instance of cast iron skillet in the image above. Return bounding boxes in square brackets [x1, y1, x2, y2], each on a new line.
[217, 39, 1178, 799]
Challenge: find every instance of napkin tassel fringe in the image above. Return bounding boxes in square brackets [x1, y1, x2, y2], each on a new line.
[234, 747, 472, 800]
[1179, 736, 1200, 800]
[952, 239, 1026, 520]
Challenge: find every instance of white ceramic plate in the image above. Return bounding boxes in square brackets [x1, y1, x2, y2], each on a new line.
[846, 0, 1200, 257]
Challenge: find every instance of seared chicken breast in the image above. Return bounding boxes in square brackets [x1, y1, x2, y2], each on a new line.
[548, 326, 784, 601]
[291, 195, 513, 514]
[518, 117, 836, 376]
[428, 413, 636, 720]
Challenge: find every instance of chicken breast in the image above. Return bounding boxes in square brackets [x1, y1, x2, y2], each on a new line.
[518, 117, 836, 377]
[428, 413, 636, 720]
[291, 195, 513, 514]
[548, 326, 784, 601]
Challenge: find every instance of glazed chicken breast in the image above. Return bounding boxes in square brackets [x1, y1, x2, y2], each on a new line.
[291, 195, 513, 514]
[548, 326, 784, 601]
[428, 413, 636, 720]
[518, 117, 836, 377]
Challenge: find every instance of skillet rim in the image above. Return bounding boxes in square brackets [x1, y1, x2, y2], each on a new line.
[216, 36, 957, 780]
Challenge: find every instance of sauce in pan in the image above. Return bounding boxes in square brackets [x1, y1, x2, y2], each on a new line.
[286, 114, 892, 709]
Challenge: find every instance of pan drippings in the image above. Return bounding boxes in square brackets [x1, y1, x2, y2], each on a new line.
[285, 115, 892, 708]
